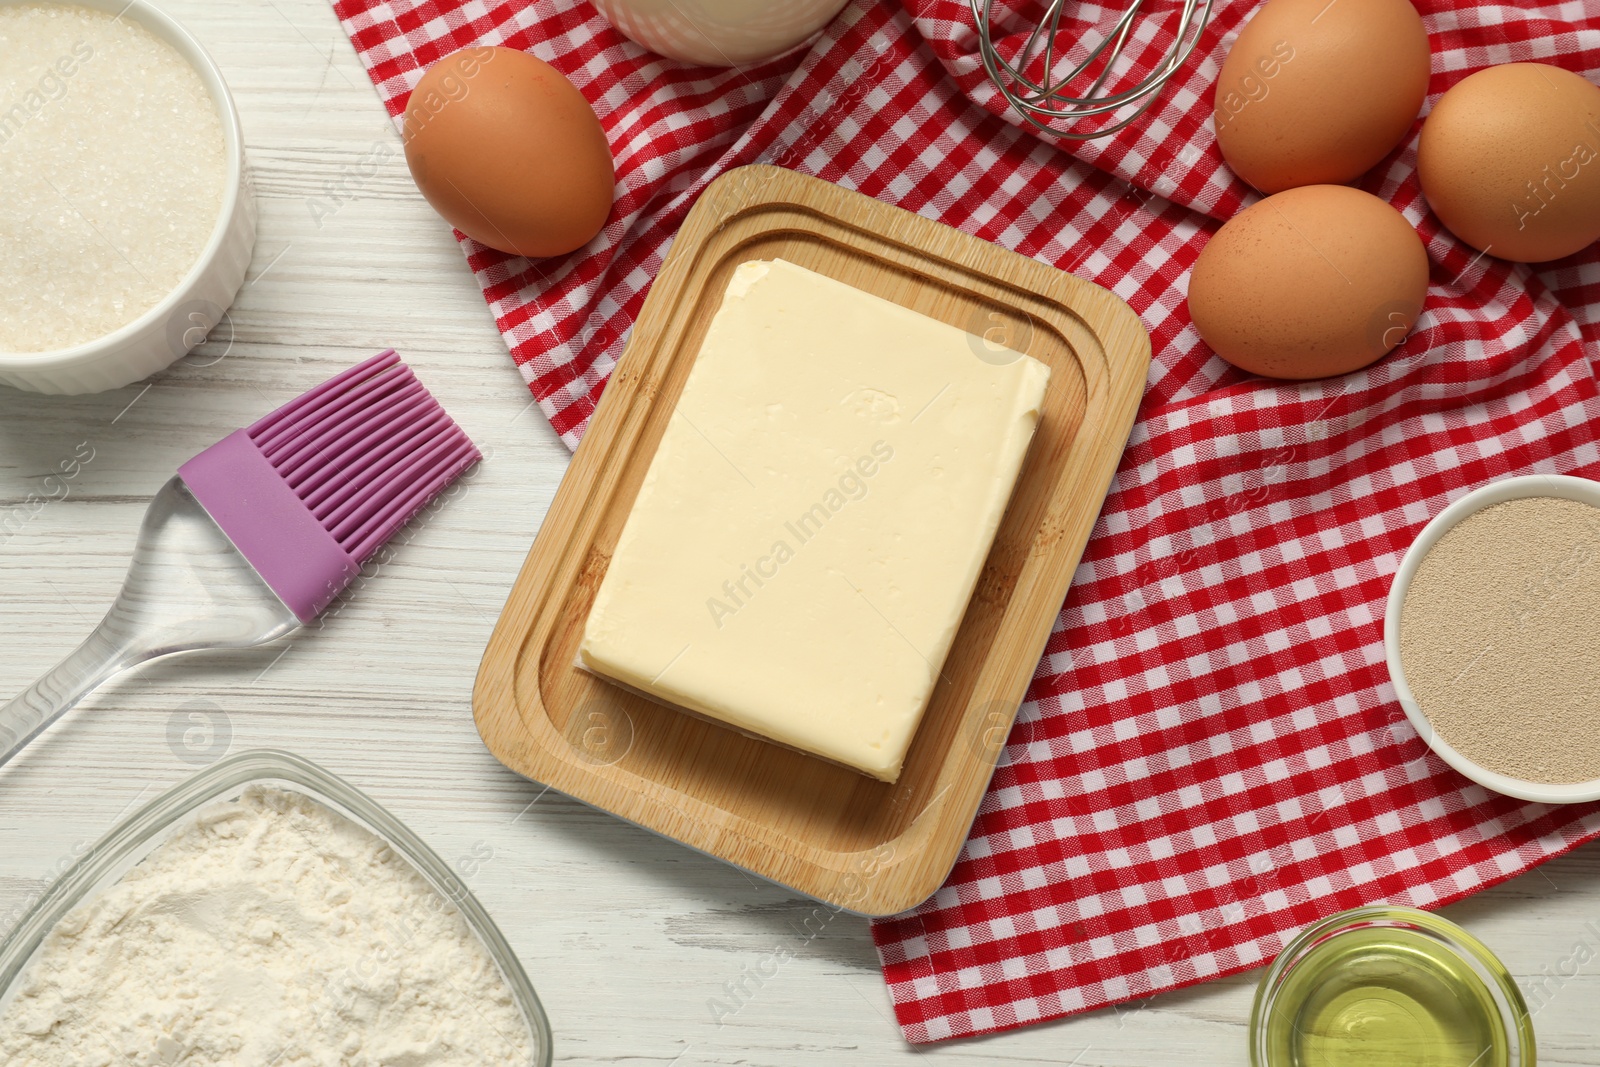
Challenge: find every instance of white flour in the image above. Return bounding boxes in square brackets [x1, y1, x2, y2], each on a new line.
[0, 786, 533, 1067]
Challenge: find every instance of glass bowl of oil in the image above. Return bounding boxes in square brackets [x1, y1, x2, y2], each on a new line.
[1251, 905, 1534, 1067]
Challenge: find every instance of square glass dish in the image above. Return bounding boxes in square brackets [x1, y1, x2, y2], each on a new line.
[0, 749, 552, 1066]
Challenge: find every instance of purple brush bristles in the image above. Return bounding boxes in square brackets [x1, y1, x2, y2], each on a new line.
[179, 350, 480, 623]
[245, 350, 480, 563]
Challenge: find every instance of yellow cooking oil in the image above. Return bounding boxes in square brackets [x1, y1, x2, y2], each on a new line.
[1263, 926, 1510, 1067]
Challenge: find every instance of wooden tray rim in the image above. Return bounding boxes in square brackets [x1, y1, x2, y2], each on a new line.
[473, 165, 1150, 914]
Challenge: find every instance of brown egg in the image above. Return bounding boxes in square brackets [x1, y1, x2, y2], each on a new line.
[1214, 0, 1431, 193]
[1418, 62, 1600, 263]
[403, 46, 614, 258]
[1188, 185, 1430, 380]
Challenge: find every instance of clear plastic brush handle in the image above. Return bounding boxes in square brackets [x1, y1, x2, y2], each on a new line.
[0, 478, 300, 769]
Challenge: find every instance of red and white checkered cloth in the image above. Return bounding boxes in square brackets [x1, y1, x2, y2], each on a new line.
[334, 0, 1600, 1043]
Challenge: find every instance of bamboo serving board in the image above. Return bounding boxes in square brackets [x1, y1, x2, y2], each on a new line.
[474, 166, 1149, 916]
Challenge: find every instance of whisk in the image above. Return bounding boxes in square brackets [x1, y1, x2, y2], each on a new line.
[970, 0, 1213, 140]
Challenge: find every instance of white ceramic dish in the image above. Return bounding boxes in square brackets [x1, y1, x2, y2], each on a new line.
[589, 0, 849, 66]
[0, 0, 256, 395]
[0, 750, 554, 1065]
[1385, 472, 1600, 804]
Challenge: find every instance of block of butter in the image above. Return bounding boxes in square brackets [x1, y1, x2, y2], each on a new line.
[579, 259, 1050, 782]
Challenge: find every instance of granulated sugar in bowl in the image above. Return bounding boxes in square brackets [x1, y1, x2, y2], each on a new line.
[1386, 474, 1600, 803]
[0, 0, 255, 394]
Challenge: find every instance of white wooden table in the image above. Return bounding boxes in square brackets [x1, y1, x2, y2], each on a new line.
[2, 2, 1596, 1063]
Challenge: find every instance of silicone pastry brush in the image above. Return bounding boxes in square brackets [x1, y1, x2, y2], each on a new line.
[0, 350, 479, 767]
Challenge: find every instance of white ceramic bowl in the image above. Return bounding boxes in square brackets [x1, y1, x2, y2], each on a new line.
[590, 0, 850, 66]
[1385, 473, 1600, 804]
[0, 0, 256, 395]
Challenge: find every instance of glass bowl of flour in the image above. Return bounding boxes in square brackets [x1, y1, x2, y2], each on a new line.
[0, 0, 255, 394]
[0, 750, 552, 1067]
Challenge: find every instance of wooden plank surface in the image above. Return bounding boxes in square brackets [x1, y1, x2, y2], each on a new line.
[1, 2, 1597, 1063]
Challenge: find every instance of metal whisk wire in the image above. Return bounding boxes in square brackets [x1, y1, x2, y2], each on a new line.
[971, 0, 1213, 140]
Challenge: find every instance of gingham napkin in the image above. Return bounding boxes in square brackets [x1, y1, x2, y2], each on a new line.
[333, 0, 1600, 1042]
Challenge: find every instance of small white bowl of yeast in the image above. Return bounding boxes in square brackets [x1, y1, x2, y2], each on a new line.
[0, 0, 254, 394]
[1385, 473, 1600, 804]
